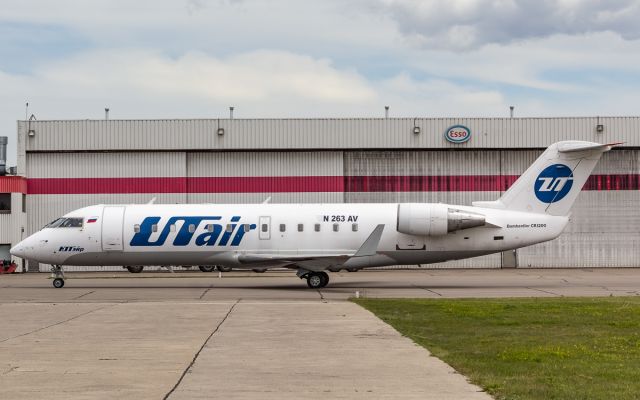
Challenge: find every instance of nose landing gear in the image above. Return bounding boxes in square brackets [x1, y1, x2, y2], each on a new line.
[51, 265, 65, 288]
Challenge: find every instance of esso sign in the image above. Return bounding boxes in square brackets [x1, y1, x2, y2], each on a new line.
[444, 125, 471, 143]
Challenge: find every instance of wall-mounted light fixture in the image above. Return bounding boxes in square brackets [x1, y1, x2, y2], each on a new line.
[596, 124, 604, 133]
[412, 117, 420, 134]
[217, 128, 225, 136]
[28, 114, 36, 137]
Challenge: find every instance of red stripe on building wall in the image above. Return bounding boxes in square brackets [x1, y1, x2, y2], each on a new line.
[343, 175, 520, 192]
[27, 177, 187, 195]
[25, 174, 640, 195]
[188, 176, 344, 193]
[0, 176, 27, 194]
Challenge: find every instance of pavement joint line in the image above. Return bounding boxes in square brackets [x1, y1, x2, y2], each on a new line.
[72, 290, 95, 300]
[163, 299, 240, 400]
[198, 285, 213, 300]
[0, 303, 114, 344]
[412, 285, 443, 297]
[526, 287, 562, 297]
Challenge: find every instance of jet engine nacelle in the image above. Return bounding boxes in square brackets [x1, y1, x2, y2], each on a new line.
[396, 203, 486, 236]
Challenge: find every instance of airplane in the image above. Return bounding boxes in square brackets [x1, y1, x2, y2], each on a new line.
[11, 140, 616, 289]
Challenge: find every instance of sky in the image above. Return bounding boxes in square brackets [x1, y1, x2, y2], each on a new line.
[2, 0, 640, 165]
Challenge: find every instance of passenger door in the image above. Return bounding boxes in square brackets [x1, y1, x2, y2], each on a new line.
[102, 206, 125, 251]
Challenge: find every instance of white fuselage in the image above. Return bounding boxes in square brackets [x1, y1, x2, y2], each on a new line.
[12, 203, 568, 270]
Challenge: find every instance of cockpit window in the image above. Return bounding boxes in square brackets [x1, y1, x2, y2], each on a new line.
[45, 217, 84, 228]
[45, 218, 64, 228]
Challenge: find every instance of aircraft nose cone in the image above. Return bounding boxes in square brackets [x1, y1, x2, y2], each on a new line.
[10, 244, 25, 258]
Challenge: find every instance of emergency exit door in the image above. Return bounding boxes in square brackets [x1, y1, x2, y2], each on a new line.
[102, 206, 125, 251]
[259, 216, 271, 240]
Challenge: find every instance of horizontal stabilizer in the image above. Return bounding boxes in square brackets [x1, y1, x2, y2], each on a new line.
[557, 142, 622, 153]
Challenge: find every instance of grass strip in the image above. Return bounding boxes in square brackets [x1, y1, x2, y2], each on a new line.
[353, 297, 640, 400]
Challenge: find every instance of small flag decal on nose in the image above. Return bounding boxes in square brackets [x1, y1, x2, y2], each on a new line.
[87, 217, 98, 223]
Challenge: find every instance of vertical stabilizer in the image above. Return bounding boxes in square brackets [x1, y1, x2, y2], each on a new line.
[473, 141, 616, 216]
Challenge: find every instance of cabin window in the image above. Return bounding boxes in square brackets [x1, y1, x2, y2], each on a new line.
[333, 223, 339, 232]
[134, 224, 140, 233]
[243, 224, 251, 231]
[188, 224, 196, 233]
[314, 223, 320, 232]
[226, 224, 233, 233]
[279, 224, 286, 232]
[170, 224, 176, 232]
[352, 223, 358, 232]
[152, 224, 158, 233]
[261, 224, 268, 232]
[298, 223, 304, 232]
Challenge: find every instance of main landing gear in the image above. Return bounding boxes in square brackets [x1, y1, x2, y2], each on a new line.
[301, 271, 329, 289]
[51, 265, 65, 288]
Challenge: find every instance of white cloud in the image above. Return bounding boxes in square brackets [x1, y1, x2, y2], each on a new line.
[377, 0, 640, 49]
[35, 49, 376, 103]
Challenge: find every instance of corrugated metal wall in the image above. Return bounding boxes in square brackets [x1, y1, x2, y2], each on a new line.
[517, 150, 640, 267]
[20, 117, 640, 152]
[19, 118, 640, 271]
[186, 151, 343, 204]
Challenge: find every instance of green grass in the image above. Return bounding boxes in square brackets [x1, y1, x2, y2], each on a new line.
[353, 297, 640, 400]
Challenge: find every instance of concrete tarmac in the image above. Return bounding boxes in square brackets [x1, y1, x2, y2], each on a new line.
[1, 268, 639, 399]
[1, 268, 639, 302]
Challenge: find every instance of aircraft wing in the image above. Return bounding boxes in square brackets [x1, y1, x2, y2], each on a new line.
[235, 224, 385, 270]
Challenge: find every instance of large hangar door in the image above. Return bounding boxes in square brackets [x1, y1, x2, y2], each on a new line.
[102, 206, 126, 251]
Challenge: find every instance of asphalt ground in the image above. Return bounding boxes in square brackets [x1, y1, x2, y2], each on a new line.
[1, 269, 638, 399]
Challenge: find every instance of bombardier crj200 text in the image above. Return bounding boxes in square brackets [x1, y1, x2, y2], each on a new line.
[11, 141, 617, 289]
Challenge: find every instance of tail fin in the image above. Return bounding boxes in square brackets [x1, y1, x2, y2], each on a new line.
[474, 141, 618, 216]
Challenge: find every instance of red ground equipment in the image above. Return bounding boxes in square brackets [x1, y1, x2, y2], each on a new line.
[0, 260, 17, 274]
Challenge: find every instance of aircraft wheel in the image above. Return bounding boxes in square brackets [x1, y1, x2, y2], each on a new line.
[126, 266, 144, 273]
[319, 271, 329, 287]
[216, 265, 232, 272]
[306, 272, 329, 289]
[346, 267, 358, 272]
[198, 265, 216, 272]
[53, 278, 65, 288]
[252, 269, 266, 273]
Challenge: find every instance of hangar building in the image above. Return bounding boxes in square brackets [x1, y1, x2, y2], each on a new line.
[6, 116, 640, 272]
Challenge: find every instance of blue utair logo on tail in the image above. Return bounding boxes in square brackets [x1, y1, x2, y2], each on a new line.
[534, 164, 574, 203]
[130, 216, 256, 247]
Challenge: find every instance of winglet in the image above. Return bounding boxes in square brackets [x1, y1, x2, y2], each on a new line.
[353, 224, 385, 257]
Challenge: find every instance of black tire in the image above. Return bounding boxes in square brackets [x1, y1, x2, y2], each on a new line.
[346, 267, 358, 272]
[53, 278, 64, 288]
[126, 265, 144, 273]
[199, 265, 216, 272]
[319, 271, 329, 287]
[216, 265, 233, 272]
[306, 272, 327, 289]
[252, 269, 266, 273]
